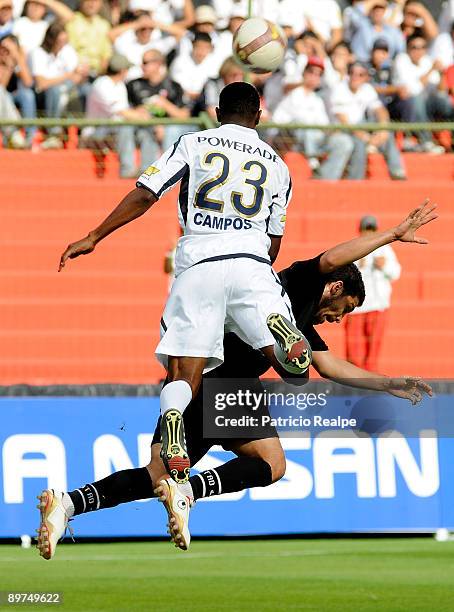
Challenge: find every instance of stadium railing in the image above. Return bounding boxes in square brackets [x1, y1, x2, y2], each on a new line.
[1, 117, 452, 156]
[1, 117, 454, 132]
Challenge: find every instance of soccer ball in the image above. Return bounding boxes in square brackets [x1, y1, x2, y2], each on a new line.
[232, 17, 287, 74]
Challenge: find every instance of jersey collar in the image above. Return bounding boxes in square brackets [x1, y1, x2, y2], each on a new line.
[221, 124, 259, 138]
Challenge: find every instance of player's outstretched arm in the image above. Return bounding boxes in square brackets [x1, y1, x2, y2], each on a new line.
[312, 351, 433, 405]
[318, 199, 438, 274]
[58, 187, 157, 271]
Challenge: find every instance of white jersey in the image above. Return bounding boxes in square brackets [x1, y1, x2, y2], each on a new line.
[137, 123, 292, 276]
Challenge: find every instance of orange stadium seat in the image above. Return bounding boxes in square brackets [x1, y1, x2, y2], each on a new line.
[0, 150, 452, 384]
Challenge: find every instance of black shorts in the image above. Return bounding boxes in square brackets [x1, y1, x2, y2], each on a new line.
[151, 381, 278, 466]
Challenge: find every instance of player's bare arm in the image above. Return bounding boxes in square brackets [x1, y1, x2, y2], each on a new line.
[58, 187, 157, 271]
[312, 350, 433, 405]
[318, 199, 438, 274]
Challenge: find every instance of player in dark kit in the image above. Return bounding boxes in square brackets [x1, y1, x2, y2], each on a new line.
[37, 201, 436, 558]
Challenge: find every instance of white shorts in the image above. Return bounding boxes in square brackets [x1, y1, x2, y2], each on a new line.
[156, 256, 294, 373]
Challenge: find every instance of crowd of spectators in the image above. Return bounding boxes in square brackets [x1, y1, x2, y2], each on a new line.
[1, 0, 454, 178]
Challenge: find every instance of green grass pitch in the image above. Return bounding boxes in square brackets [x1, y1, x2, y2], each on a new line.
[1, 539, 454, 611]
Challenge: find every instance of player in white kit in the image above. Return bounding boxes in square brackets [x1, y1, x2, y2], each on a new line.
[59, 82, 311, 487]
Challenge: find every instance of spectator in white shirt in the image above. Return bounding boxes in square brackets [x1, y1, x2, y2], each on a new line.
[323, 40, 354, 94]
[128, 0, 194, 29]
[304, 0, 343, 49]
[330, 60, 406, 179]
[0, 34, 36, 146]
[345, 214, 401, 371]
[177, 5, 218, 59]
[178, 4, 236, 75]
[277, 0, 307, 38]
[283, 30, 327, 92]
[110, 13, 184, 81]
[84, 53, 149, 177]
[212, 0, 280, 30]
[214, 8, 246, 67]
[29, 20, 90, 146]
[273, 57, 354, 180]
[431, 20, 454, 69]
[393, 33, 446, 152]
[170, 31, 218, 109]
[0, 34, 32, 147]
[280, 0, 343, 49]
[13, 0, 73, 54]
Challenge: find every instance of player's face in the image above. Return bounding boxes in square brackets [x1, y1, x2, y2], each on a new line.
[314, 294, 359, 325]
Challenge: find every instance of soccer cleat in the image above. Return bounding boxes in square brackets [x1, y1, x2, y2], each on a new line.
[36, 490, 69, 560]
[160, 409, 190, 484]
[154, 478, 192, 550]
[267, 313, 312, 374]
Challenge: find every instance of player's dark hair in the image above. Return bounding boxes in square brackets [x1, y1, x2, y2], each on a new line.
[218, 82, 260, 120]
[324, 264, 366, 306]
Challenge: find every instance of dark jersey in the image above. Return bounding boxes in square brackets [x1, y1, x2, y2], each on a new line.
[126, 76, 184, 116]
[206, 254, 328, 380]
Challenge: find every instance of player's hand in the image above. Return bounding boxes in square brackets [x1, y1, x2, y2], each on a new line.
[385, 377, 433, 405]
[392, 198, 438, 244]
[59, 235, 96, 271]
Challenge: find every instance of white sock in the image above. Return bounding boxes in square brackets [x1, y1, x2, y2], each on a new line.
[178, 481, 194, 500]
[160, 380, 192, 416]
[61, 492, 75, 518]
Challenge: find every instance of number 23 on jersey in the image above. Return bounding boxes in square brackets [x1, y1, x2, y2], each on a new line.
[195, 152, 267, 218]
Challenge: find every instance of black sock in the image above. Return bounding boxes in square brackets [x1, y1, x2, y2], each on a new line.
[189, 457, 273, 501]
[68, 467, 153, 516]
